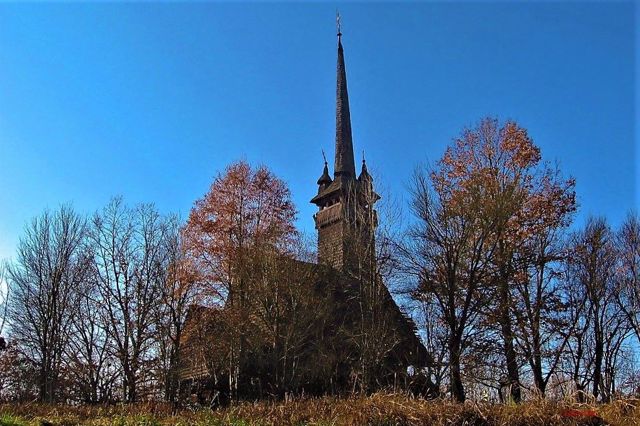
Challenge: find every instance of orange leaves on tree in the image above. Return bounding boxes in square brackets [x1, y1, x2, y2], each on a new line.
[432, 118, 576, 245]
[182, 160, 298, 304]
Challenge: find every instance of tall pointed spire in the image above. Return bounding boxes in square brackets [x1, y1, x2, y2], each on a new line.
[334, 15, 356, 180]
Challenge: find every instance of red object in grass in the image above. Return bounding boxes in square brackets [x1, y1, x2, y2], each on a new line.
[560, 408, 599, 418]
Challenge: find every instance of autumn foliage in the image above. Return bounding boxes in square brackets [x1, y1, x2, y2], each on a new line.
[180, 161, 341, 400]
[433, 118, 576, 237]
[183, 160, 298, 305]
[409, 118, 578, 402]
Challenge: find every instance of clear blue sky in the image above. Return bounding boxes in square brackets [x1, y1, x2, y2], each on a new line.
[0, 2, 636, 261]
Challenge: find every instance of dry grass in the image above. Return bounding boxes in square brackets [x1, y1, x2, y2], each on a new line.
[0, 394, 638, 426]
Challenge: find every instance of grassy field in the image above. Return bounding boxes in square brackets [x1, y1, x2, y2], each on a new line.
[1, 394, 638, 425]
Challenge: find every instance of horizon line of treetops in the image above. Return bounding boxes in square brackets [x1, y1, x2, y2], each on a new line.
[0, 116, 638, 405]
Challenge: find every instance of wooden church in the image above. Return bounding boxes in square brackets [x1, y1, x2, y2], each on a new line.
[178, 27, 433, 402]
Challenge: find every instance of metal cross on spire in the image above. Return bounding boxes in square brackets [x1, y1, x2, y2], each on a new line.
[336, 11, 342, 39]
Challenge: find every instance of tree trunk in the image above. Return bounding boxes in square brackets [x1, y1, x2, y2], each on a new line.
[498, 275, 521, 403]
[39, 367, 50, 402]
[592, 319, 604, 401]
[127, 370, 137, 403]
[448, 334, 465, 402]
[531, 352, 546, 397]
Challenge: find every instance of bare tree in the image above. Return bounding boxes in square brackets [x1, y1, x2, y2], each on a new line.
[89, 198, 172, 402]
[563, 217, 631, 402]
[405, 167, 495, 402]
[7, 205, 88, 402]
[64, 271, 117, 403]
[414, 296, 449, 395]
[512, 226, 577, 397]
[616, 213, 640, 342]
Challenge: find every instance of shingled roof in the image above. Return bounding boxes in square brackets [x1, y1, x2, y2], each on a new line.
[334, 33, 356, 181]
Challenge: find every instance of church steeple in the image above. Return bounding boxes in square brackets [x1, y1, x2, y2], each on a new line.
[334, 26, 356, 180]
[311, 18, 379, 273]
